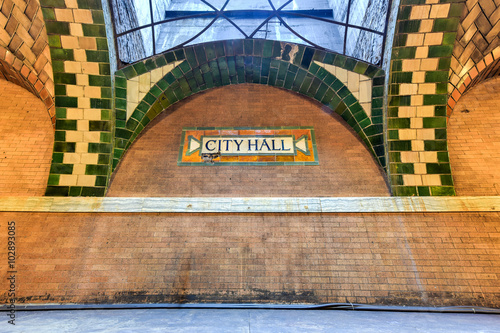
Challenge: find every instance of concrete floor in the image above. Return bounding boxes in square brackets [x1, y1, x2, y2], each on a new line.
[2, 309, 500, 332]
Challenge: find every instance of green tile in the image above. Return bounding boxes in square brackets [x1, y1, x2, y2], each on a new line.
[45, 186, 70, 197]
[389, 140, 412, 151]
[430, 186, 455, 196]
[82, 24, 106, 37]
[50, 163, 73, 174]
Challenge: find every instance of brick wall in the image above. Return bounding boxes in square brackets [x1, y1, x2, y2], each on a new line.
[1, 211, 499, 306]
[448, 0, 500, 116]
[448, 76, 500, 195]
[107, 84, 390, 197]
[0, 0, 54, 121]
[0, 79, 53, 195]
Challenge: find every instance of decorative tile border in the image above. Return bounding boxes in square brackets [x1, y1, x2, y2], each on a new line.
[388, 0, 464, 196]
[177, 127, 319, 166]
[113, 39, 386, 179]
[41, 0, 113, 197]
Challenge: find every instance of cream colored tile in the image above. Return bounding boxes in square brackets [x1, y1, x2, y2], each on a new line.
[66, 85, 84, 97]
[419, 151, 438, 163]
[73, 9, 93, 24]
[69, 23, 84, 37]
[424, 32, 443, 45]
[84, 131, 101, 143]
[412, 140, 425, 151]
[74, 49, 87, 62]
[399, 129, 417, 140]
[72, 164, 86, 175]
[63, 153, 81, 164]
[410, 5, 431, 20]
[139, 72, 151, 93]
[406, 34, 424, 47]
[81, 62, 100, 75]
[127, 79, 139, 103]
[429, 4, 450, 18]
[77, 175, 97, 187]
[347, 71, 360, 93]
[150, 67, 163, 84]
[83, 109, 102, 120]
[76, 74, 89, 86]
[411, 117, 423, 129]
[412, 71, 426, 83]
[414, 163, 427, 175]
[418, 83, 436, 94]
[403, 174, 423, 186]
[416, 128, 435, 140]
[65, 0, 78, 9]
[359, 79, 372, 101]
[415, 46, 429, 59]
[419, 20, 434, 33]
[422, 174, 441, 185]
[335, 67, 348, 84]
[65, 60, 82, 74]
[360, 103, 371, 117]
[416, 106, 435, 117]
[420, 58, 439, 71]
[55, 8, 74, 22]
[67, 108, 83, 120]
[65, 131, 83, 142]
[75, 142, 88, 153]
[80, 153, 99, 165]
[401, 151, 420, 163]
[78, 97, 90, 109]
[402, 59, 421, 72]
[411, 95, 423, 106]
[398, 107, 416, 118]
[84, 86, 101, 98]
[77, 119, 89, 131]
[400, 83, 419, 95]
[61, 36, 79, 49]
[127, 102, 137, 120]
[59, 175, 78, 186]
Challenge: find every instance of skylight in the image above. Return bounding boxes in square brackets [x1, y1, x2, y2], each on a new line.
[110, 0, 391, 66]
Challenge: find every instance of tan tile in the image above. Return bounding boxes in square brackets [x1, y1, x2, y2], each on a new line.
[77, 119, 89, 131]
[414, 163, 427, 175]
[416, 128, 435, 140]
[76, 74, 89, 86]
[415, 46, 429, 59]
[347, 71, 360, 93]
[73, 9, 93, 24]
[400, 83, 419, 95]
[420, 58, 439, 71]
[398, 107, 417, 118]
[80, 153, 99, 165]
[411, 117, 423, 129]
[403, 174, 423, 186]
[75, 142, 88, 154]
[65, 0, 79, 9]
[55, 8, 74, 22]
[418, 83, 436, 95]
[77, 175, 96, 187]
[81, 62, 100, 75]
[412, 140, 425, 151]
[412, 71, 426, 83]
[83, 131, 101, 143]
[79, 37, 97, 50]
[74, 49, 87, 62]
[416, 106, 435, 117]
[419, 20, 434, 33]
[399, 129, 417, 140]
[419, 151, 438, 163]
[65, 61, 82, 74]
[402, 59, 421, 72]
[58, 174, 78, 186]
[401, 151, 420, 163]
[429, 4, 450, 18]
[69, 23, 84, 37]
[78, 97, 90, 109]
[84, 86, 101, 98]
[63, 153, 81, 164]
[423, 32, 443, 45]
[61, 36, 79, 49]
[66, 85, 84, 97]
[411, 95, 423, 106]
[72, 163, 86, 175]
[422, 174, 441, 185]
[410, 5, 431, 20]
[83, 109, 102, 120]
[67, 108, 84, 120]
[406, 33, 424, 47]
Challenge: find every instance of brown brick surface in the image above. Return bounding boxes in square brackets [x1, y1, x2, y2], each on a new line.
[108, 85, 390, 197]
[0, 79, 53, 196]
[448, 76, 500, 195]
[1, 211, 499, 306]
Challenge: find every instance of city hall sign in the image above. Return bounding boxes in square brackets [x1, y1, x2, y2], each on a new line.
[178, 127, 318, 165]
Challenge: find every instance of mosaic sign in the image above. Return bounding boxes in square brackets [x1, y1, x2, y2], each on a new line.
[178, 127, 318, 166]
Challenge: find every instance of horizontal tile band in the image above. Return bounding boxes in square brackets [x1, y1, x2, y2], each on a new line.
[0, 197, 499, 213]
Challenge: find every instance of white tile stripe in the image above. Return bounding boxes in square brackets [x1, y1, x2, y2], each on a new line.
[0, 197, 499, 213]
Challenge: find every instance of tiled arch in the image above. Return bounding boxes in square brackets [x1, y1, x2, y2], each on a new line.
[112, 39, 386, 175]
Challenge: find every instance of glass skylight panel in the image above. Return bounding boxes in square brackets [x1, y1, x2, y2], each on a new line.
[110, 0, 391, 66]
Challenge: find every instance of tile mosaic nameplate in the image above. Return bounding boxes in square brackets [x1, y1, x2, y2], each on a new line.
[178, 127, 318, 166]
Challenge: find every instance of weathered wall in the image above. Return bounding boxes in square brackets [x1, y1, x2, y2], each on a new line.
[0, 0, 54, 121]
[1, 211, 499, 306]
[448, 76, 500, 195]
[108, 84, 390, 197]
[0, 79, 53, 195]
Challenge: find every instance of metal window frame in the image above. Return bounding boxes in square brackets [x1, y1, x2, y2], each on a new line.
[108, 0, 393, 68]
